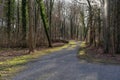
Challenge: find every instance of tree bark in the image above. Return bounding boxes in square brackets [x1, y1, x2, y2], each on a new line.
[28, 0, 34, 53]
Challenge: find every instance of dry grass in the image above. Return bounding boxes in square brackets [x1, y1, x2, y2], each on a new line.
[78, 41, 120, 65]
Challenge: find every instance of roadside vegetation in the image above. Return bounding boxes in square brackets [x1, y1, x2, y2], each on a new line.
[78, 41, 120, 65]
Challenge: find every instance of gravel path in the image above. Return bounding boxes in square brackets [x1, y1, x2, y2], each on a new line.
[12, 42, 120, 80]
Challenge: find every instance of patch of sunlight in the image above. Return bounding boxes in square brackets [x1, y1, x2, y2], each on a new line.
[80, 41, 86, 48]
[0, 62, 2, 65]
[67, 44, 76, 50]
[7, 59, 28, 66]
[69, 40, 76, 45]
[79, 50, 85, 56]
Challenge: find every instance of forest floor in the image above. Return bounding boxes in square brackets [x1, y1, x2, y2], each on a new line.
[78, 42, 120, 65]
[0, 42, 65, 62]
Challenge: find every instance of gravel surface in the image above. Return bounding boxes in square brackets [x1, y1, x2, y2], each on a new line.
[12, 42, 120, 80]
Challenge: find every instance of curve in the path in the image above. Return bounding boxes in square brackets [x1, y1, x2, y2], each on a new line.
[12, 42, 120, 80]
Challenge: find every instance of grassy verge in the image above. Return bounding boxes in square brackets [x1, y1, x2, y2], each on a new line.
[78, 41, 120, 65]
[0, 42, 71, 80]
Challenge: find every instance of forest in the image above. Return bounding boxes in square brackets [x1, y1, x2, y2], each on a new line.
[0, 0, 120, 80]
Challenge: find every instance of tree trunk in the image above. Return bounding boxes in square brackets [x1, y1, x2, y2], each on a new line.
[28, 0, 34, 53]
[37, 0, 52, 47]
